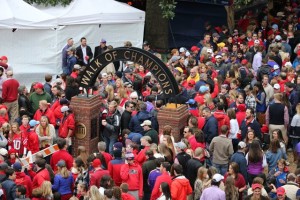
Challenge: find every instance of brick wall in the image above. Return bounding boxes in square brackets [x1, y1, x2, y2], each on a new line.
[157, 104, 189, 142]
[70, 95, 101, 157]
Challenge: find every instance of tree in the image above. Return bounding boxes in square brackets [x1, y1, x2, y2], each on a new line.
[25, 0, 72, 6]
[145, 0, 169, 51]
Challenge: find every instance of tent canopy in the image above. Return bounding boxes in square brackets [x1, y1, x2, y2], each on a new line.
[0, 0, 56, 29]
[36, 0, 145, 25]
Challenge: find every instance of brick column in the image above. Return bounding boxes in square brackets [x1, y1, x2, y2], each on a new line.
[69, 95, 101, 156]
[157, 104, 189, 142]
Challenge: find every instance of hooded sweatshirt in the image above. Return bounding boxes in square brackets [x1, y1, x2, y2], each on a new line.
[213, 110, 230, 135]
[15, 171, 33, 198]
[171, 175, 193, 200]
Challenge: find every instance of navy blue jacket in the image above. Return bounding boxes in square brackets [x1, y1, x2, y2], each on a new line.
[203, 115, 218, 144]
[129, 111, 151, 133]
[1, 179, 17, 200]
[230, 151, 248, 182]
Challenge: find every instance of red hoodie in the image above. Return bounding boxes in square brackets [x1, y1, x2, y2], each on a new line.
[171, 176, 193, 200]
[135, 146, 150, 166]
[151, 172, 172, 200]
[34, 108, 56, 126]
[120, 162, 143, 198]
[236, 111, 246, 127]
[213, 110, 230, 135]
[121, 193, 135, 200]
[15, 171, 33, 198]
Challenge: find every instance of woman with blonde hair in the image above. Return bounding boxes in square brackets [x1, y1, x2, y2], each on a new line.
[89, 185, 105, 200]
[194, 167, 208, 199]
[105, 84, 115, 102]
[114, 78, 124, 93]
[162, 135, 176, 159]
[116, 87, 128, 107]
[36, 116, 55, 150]
[8, 122, 27, 157]
[52, 160, 74, 200]
[204, 93, 215, 111]
[36, 181, 53, 200]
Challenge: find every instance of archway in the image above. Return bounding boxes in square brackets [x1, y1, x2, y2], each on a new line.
[79, 47, 179, 98]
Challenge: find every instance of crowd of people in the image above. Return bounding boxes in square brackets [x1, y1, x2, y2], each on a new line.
[2, 1, 300, 200]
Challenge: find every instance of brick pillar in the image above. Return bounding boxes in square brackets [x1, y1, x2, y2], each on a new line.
[69, 95, 101, 156]
[157, 104, 189, 142]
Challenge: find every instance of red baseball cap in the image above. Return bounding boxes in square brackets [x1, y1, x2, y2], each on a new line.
[276, 187, 285, 195]
[252, 183, 262, 190]
[0, 56, 7, 61]
[33, 83, 44, 90]
[267, 30, 274, 36]
[92, 158, 101, 168]
[188, 80, 196, 86]
[191, 46, 200, 52]
[241, 59, 248, 65]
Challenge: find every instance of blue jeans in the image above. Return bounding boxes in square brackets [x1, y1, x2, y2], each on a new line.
[103, 135, 117, 154]
[213, 163, 228, 175]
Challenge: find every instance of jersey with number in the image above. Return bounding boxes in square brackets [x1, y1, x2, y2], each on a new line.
[9, 133, 28, 156]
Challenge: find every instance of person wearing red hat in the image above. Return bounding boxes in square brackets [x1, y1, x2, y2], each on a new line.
[274, 187, 291, 200]
[29, 82, 51, 113]
[244, 183, 269, 200]
[0, 56, 8, 70]
[2, 70, 19, 123]
[89, 158, 109, 188]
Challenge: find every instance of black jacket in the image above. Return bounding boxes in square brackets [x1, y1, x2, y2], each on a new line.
[186, 158, 203, 188]
[94, 46, 107, 58]
[18, 94, 33, 117]
[203, 115, 218, 144]
[120, 110, 132, 131]
[75, 45, 93, 66]
[142, 157, 156, 193]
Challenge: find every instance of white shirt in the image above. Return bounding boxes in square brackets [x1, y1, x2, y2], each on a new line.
[81, 45, 87, 64]
[228, 119, 239, 139]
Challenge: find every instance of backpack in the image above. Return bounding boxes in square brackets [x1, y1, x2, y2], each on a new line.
[239, 66, 249, 79]
[257, 65, 271, 81]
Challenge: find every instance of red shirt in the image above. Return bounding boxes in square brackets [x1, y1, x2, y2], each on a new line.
[151, 172, 172, 200]
[108, 158, 125, 186]
[2, 78, 19, 102]
[9, 132, 28, 156]
[34, 108, 56, 126]
[101, 152, 112, 167]
[50, 149, 73, 172]
[27, 130, 40, 154]
[58, 113, 75, 138]
[32, 168, 50, 190]
[135, 146, 150, 166]
[15, 171, 33, 198]
[188, 135, 205, 151]
[20, 124, 30, 133]
[120, 162, 143, 198]
[89, 168, 110, 188]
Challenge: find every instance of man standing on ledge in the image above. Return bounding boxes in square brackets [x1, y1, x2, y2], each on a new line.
[2, 70, 19, 123]
[76, 37, 93, 67]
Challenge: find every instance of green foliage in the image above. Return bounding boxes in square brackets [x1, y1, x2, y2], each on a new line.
[25, 0, 72, 7]
[159, 0, 177, 20]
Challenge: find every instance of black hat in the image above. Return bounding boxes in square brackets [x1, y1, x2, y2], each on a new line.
[143, 41, 149, 46]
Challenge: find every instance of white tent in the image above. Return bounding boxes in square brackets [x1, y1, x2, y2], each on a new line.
[0, 0, 56, 28]
[0, 0, 145, 88]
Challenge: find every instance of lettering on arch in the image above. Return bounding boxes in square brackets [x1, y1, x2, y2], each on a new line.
[79, 47, 179, 98]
